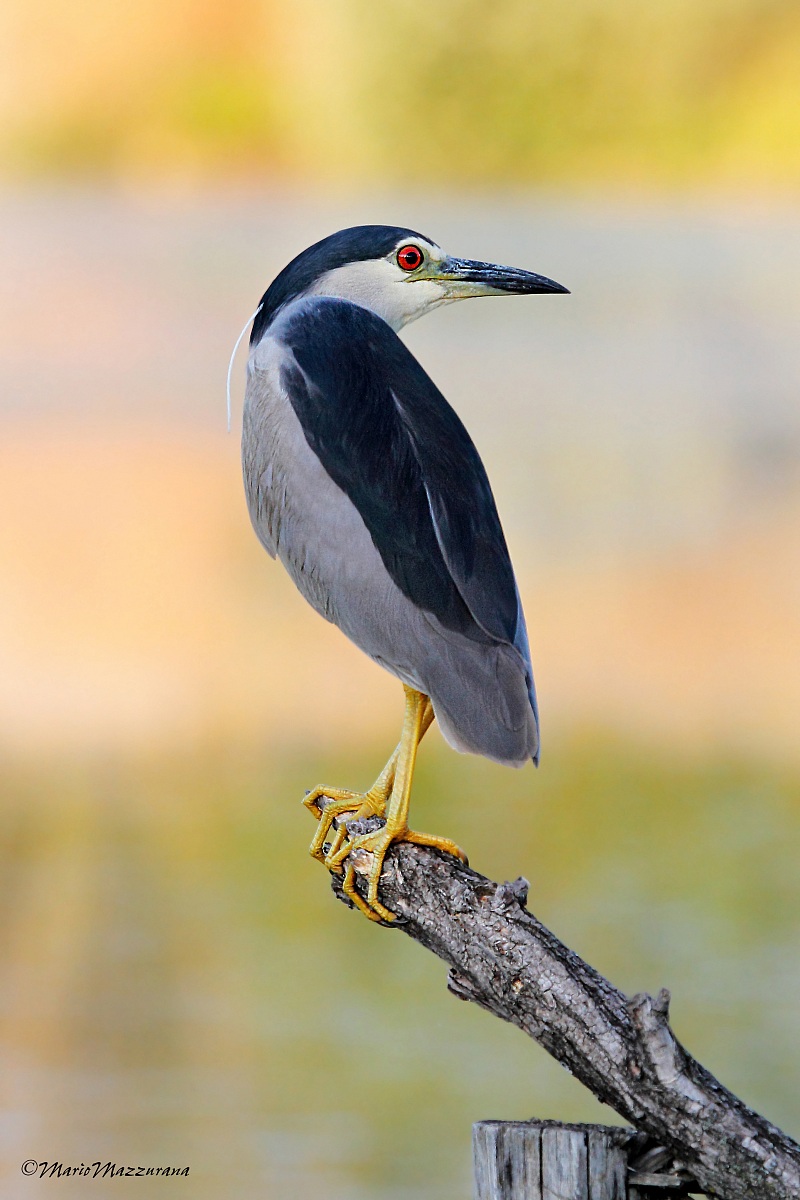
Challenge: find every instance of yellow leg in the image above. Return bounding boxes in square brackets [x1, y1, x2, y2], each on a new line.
[303, 697, 434, 864]
[328, 686, 468, 922]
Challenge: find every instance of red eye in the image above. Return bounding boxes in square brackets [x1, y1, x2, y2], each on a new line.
[397, 244, 424, 271]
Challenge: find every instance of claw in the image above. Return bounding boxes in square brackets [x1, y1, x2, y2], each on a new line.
[303, 786, 364, 863]
[342, 861, 391, 922]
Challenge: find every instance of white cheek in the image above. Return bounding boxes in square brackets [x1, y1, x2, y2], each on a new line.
[308, 260, 445, 330]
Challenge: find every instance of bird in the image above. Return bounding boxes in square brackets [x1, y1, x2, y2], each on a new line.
[240, 225, 568, 922]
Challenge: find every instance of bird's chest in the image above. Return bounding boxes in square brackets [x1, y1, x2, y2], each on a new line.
[242, 362, 375, 624]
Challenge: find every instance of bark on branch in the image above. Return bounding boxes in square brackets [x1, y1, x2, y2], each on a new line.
[331, 843, 800, 1200]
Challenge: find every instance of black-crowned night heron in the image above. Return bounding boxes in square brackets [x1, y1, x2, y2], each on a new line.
[240, 225, 568, 921]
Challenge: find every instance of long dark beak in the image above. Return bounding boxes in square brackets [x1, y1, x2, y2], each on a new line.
[433, 256, 569, 296]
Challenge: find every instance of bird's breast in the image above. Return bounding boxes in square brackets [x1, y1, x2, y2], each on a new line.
[242, 337, 392, 630]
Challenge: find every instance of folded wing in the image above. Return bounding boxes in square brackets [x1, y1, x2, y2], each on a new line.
[277, 297, 534, 692]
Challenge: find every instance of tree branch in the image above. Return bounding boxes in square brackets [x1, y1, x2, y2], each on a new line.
[331, 842, 800, 1200]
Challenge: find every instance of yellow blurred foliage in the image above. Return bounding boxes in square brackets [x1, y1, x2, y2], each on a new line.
[2, 0, 800, 186]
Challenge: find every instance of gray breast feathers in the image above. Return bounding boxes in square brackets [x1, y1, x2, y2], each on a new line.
[241, 347, 285, 562]
[242, 334, 387, 628]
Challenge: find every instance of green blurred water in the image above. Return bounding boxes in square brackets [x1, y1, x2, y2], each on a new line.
[1, 737, 797, 1198]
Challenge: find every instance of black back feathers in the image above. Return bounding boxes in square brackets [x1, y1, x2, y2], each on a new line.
[277, 297, 524, 653]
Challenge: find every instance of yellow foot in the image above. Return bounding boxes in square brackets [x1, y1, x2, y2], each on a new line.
[303, 782, 393, 866]
[330, 824, 469, 922]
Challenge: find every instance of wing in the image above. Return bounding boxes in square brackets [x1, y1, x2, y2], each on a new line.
[275, 296, 525, 653]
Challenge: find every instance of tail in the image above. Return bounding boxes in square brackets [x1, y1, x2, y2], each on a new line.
[426, 639, 539, 769]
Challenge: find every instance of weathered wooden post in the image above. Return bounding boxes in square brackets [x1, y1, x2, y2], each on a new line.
[473, 1119, 703, 1198]
[474, 1121, 629, 1200]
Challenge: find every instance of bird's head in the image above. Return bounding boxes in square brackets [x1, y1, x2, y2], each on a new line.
[251, 225, 568, 343]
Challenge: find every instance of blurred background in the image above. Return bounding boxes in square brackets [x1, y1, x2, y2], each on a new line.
[1, 2, 799, 1197]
